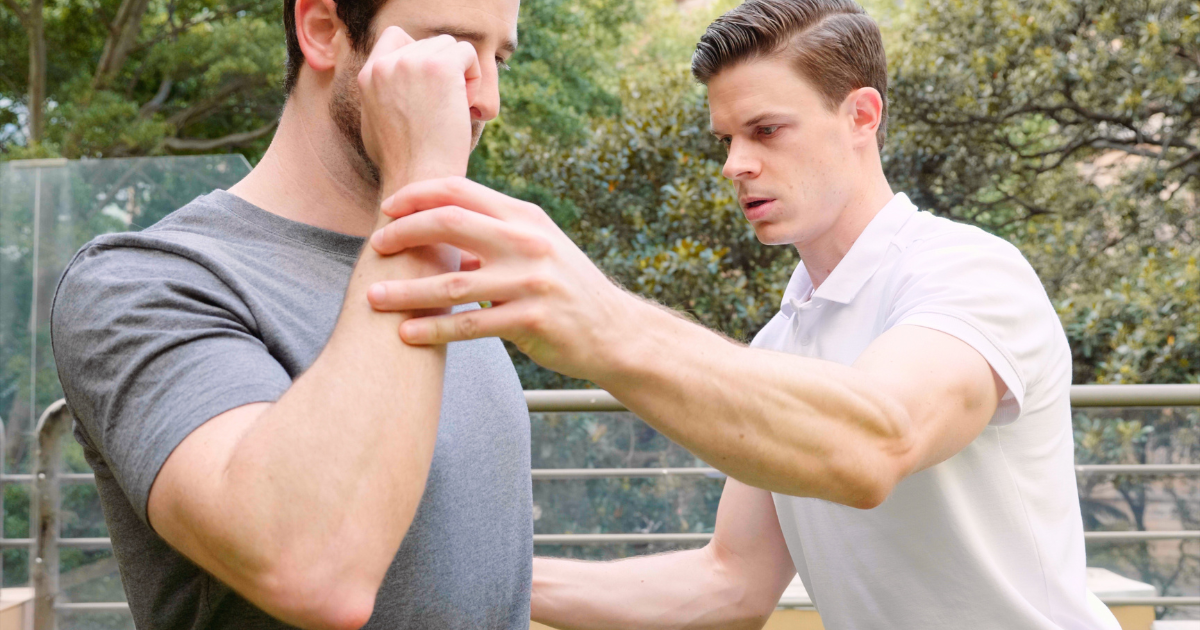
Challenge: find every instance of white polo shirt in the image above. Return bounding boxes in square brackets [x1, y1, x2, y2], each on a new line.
[752, 194, 1120, 630]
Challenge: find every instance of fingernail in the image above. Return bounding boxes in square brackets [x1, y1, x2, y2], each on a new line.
[368, 283, 386, 303]
[400, 321, 423, 343]
[370, 230, 386, 250]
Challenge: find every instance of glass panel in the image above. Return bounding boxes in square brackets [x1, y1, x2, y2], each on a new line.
[0, 156, 250, 594]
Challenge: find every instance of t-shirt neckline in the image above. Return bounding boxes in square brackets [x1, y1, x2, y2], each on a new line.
[207, 189, 365, 259]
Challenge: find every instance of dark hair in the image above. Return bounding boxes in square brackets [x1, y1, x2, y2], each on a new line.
[691, 0, 888, 148]
[283, 0, 386, 94]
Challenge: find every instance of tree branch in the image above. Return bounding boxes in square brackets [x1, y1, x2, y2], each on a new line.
[131, 2, 257, 55]
[165, 76, 255, 129]
[158, 119, 278, 152]
[138, 78, 173, 117]
[93, 0, 152, 90]
[1, 0, 27, 25]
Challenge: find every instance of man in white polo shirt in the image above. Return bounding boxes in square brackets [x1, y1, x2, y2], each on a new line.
[360, 0, 1119, 627]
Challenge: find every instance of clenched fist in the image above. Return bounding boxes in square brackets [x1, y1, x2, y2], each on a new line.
[357, 26, 482, 196]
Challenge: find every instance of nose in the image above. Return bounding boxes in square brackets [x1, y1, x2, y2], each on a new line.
[721, 138, 760, 181]
[470, 60, 502, 123]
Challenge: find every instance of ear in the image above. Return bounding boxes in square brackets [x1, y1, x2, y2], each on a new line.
[295, 0, 346, 74]
[844, 87, 884, 149]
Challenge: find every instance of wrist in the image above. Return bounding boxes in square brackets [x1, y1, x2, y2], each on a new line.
[588, 291, 668, 389]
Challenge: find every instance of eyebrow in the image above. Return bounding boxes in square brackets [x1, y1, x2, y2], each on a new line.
[430, 25, 518, 56]
[711, 111, 792, 136]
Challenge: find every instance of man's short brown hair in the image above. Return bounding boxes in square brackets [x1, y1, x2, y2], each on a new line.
[691, 0, 888, 148]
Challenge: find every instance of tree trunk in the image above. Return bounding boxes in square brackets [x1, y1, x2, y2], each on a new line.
[92, 0, 151, 90]
[27, 0, 44, 143]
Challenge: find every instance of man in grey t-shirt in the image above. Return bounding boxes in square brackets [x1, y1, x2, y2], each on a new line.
[50, 1, 528, 628]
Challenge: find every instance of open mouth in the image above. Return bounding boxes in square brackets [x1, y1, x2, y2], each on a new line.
[746, 199, 770, 209]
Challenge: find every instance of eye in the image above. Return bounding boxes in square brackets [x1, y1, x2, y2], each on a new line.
[758, 125, 779, 137]
[718, 136, 732, 149]
[496, 57, 511, 72]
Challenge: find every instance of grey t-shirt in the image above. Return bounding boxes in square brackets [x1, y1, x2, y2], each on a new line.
[50, 190, 532, 629]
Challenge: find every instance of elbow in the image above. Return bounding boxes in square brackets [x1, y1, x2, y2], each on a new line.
[732, 595, 778, 629]
[838, 403, 914, 511]
[250, 562, 380, 630]
[842, 472, 896, 511]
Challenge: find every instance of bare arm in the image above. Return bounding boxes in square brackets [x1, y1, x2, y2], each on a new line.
[362, 179, 1006, 509]
[598, 307, 1005, 508]
[532, 479, 795, 630]
[146, 28, 484, 630]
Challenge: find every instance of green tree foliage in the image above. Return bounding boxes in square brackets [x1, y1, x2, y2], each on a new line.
[0, 0, 285, 159]
[885, 0, 1198, 385]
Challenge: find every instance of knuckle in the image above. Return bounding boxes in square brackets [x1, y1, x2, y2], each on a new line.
[515, 231, 553, 257]
[437, 206, 467, 228]
[444, 275, 471, 302]
[456, 313, 480, 339]
[523, 271, 555, 296]
[523, 306, 547, 332]
[445, 176, 470, 194]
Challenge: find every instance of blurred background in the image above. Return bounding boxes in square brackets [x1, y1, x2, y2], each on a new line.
[0, 0, 1196, 627]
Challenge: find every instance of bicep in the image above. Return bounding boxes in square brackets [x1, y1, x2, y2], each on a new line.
[853, 324, 1005, 474]
[710, 478, 795, 601]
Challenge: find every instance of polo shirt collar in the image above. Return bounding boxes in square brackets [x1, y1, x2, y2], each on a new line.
[782, 193, 917, 313]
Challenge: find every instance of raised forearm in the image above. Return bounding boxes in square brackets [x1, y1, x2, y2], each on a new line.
[176, 235, 455, 626]
[595, 299, 913, 507]
[533, 548, 767, 630]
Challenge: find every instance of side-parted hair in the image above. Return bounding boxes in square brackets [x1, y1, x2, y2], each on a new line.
[283, 0, 385, 94]
[691, 0, 888, 148]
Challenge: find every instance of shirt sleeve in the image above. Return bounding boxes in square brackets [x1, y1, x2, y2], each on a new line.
[884, 234, 1060, 426]
[51, 241, 292, 525]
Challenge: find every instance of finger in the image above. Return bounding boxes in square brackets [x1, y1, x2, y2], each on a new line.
[399, 304, 523, 345]
[381, 177, 524, 221]
[371, 205, 521, 257]
[460, 251, 482, 271]
[367, 271, 521, 312]
[364, 26, 416, 65]
[451, 40, 483, 104]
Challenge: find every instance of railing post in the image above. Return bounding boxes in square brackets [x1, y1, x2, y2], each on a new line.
[1, 414, 6, 592]
[33, 400, 71, 630]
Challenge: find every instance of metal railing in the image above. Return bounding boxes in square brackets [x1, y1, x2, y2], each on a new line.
[1, 384, 1197, 627]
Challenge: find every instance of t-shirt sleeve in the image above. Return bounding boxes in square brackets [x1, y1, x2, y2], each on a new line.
[51, 242, 292, 525]
[884, 235, 1058, 426]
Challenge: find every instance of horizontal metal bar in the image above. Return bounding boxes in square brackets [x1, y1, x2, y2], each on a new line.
[1, 465, 1191, 486]
[1085, 531, 1200, 542]
[535, 531, 1200, 545]
[1070, 384, 1200, 408]
[535, 533, 712, 544]
[0, 538, 113, 549]
[525, 384, 1200, 412]
[6, 530, 1194, 550]
[1097, 596, 1200, 606]
[531, 465, 1200, 480]
[5, 158, 69, 169]
[526, 390, 626, 412]
[533, 468, 725, 480]
[56, 602, 130, 612]
[48, 598, 1200, 614]
[1076, 464, 1200, 475]
[0, 473, 95, 484]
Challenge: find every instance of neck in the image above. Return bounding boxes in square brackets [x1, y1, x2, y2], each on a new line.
[794, 167, 895, 290]
[229, 91, 381, 237]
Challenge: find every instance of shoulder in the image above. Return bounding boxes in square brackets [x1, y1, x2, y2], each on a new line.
[887, 211, 1044, 296]
[56, 192, 244, 295]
